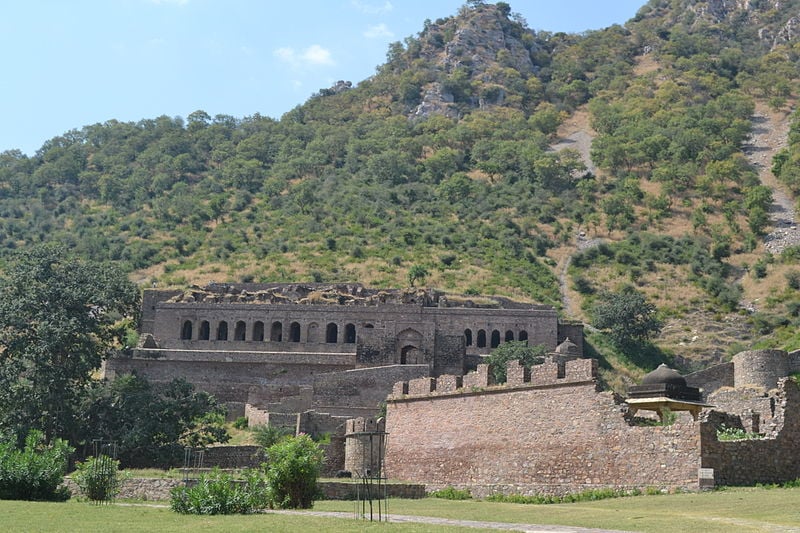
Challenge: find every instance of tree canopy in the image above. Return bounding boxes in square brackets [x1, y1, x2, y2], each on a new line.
[0, 244, 140, 443]
[485, 340, 546, 383]
[591, 286, 663, 348]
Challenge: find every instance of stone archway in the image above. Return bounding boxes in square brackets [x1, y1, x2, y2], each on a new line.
[397, 328, 424, 364]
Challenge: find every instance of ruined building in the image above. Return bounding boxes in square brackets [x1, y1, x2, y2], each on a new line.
[106, 283, 583, 429]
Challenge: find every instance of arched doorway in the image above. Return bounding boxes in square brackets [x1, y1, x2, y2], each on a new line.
[397, 328, 424, 365]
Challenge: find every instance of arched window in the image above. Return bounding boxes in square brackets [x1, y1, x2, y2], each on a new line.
[181, 320, 192, 340]
[344, 323, 356, 344]
[289, 322, 301, 342]
[519, 330, 528, 342]
[491, 330, 501, 348]
[217, 321, 228, 341]
[199, 321, 210, 340]
[326, 323, 338, 343]
[271, 321, 283, 342]
[234, 321, 246, 341]
[505, 330, 514, 342]
[364, 323, 374, 329]
[252, 321, 264, 341]
[464, 329, 473, 346]
[477, 329, 486, 348]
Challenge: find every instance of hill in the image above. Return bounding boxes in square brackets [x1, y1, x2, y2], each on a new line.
[1, 0, 799, 388]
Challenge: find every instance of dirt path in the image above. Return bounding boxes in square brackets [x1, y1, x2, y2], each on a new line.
[551, 110, 601, 316]
[269, 509, 632, 532]
[742, 104, 799, 253]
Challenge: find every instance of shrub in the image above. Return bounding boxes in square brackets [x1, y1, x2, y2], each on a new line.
[72, 455, 124, 502]
[252, 425, 293, 448]
[0, 430, 72, 501]
[786, 270, 800, 291]
[232, 416, 249, 430]
[717, 424, 765, 441]
[485, 487, 644, 505]
[264, 434, 323, 509]
[752, 260, 767, 279]
[170, 469, 267, 515]
[429, 486, 472, 500]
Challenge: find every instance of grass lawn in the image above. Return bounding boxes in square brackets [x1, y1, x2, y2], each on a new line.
[319, 487, 800, 533]
[2, 487, 799, 532]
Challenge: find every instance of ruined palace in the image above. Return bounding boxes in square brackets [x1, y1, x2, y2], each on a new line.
[106, 283, 583, 424]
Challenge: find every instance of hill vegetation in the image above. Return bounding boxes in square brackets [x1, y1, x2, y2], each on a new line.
[1, 0, 800, 384]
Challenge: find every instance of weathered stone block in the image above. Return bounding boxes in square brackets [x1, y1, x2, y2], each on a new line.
[408, 377, 436, 396]
[506, 361, 530, 386]
[392, 381, 409, 396]
[436, 374, 463, 393]
[530, 362, 559, 385]
[565, 358, 597, 382]
[463, 364, 490, 389]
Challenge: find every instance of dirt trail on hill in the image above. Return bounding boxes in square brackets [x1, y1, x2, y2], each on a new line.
[551, 110, 599, 317]
[743, 104, 799, 253]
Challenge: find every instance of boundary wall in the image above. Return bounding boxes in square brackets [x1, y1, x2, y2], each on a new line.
[385, 360, 702, 496]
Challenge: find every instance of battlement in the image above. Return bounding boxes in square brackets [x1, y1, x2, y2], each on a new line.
[390, 358, 598, 400]
[345, 416, 386, 435]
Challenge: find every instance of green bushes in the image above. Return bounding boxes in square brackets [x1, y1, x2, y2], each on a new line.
[716, 424, 765, 441]
[170, 435, 323, 514]
[72, 455, 124, 502]
[170, 469, 267, 515]
[485, 487, 653, 504]
[252, 425, 293, 448]
[264, 434, 323, 509]
[0, 430, 72, 501]
[429, 486, 472, 500]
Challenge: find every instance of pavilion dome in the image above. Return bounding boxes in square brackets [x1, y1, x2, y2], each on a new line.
[641, 364, 687, 387]
[555, 337, 579, 355]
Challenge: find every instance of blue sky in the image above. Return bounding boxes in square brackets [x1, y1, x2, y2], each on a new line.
[1, 0, 644, 155]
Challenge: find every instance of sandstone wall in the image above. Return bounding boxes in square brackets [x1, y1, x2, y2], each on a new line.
[385, 361, 701, 496]
[733, 350, 790, 390]
[685, 362, 734, 396]
[312, 364, 430, 411]
[700, 378, 800, 486]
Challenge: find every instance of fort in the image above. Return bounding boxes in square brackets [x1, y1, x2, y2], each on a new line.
[107, 283, 800, 493]
[106, 282, 582, 433]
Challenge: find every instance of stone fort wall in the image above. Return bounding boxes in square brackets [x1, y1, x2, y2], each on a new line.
[385, 360, 702, 496]
[385, 358, 800, 494]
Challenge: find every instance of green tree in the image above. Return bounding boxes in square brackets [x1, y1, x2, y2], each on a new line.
[80, 374, 229, 467]
[407, 264, 429, 287]
[0, 244, 140, 443]
[591, 286, 662, 348]
[485, 341, 547, 384]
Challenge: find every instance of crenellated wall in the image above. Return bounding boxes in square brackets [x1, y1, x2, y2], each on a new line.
[385, 360, 702, 496]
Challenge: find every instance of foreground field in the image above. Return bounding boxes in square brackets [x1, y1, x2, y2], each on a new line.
[3, 487, 800, 532]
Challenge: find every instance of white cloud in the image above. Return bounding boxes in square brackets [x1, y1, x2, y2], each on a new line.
[274, 44, 335, 68]
[148, 0, 189, 5]
[364, 23, 394, 39]
[351, 0, 392, 15]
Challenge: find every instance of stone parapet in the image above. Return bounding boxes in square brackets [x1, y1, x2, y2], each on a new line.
[389, 358, 597, 401]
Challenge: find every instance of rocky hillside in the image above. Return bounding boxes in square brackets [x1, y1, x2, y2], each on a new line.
[1, 0, 800, 383]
